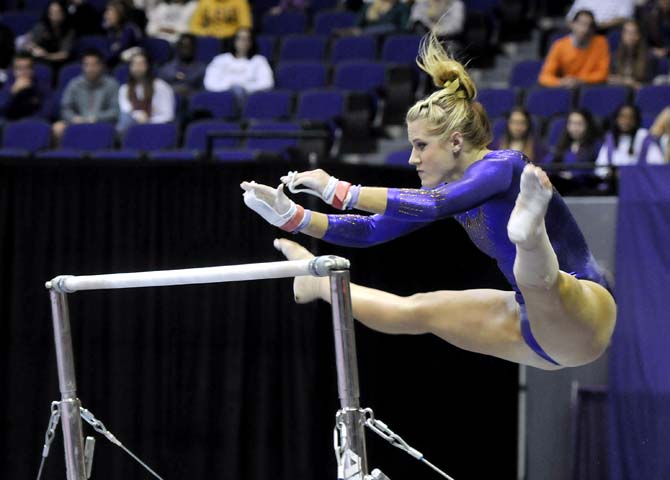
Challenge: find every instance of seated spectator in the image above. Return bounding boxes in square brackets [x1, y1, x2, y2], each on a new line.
[539, 10, 610, 88]
[268, 0, 307, 15]
[337, 0, 410, 36]
[0, 24, 16, 85]
[104, 0, 143, 67]
[66, 0, 103, 37]
[565, 0, 635, 31]
[23, 1, 76, 68]
[190, 0, 252, 39]
[117, 50, 175, 133]
[409, 0, 465, 38]
[158, 33, 204, 97]
[146, 0, 197, 44]
[608, 20, 653, 89]
[492, 107, 547, 162]
[595, 103, 665, 177]
[640, 0, 670, 59]
[545, 108, 601, 187]
[0, 53, 48, 121]
[53, 49, 119, 143]
[203, 27, 273, 103]
[649, 106, 670, 162]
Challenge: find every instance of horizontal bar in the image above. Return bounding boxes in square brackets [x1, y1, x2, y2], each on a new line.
[46, 256, 349, 293]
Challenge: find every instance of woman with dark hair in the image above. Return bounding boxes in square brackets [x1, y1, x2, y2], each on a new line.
[595, 103, 665, 177]
[493, 107, 546, 162]
[24, 0, 75, 67]
[203, 27, 273, 102]
[640, 0, 670, 59]
[103, 0, 143, 67]
[609, 20, 652, 89]
[117, 50, 175, 133]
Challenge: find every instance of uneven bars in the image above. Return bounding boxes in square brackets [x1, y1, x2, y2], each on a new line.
[46, 256, 350, 293]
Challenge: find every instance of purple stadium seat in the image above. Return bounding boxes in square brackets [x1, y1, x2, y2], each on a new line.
[276, 62, 327, 91]
[194, 36, 222, 63]
[313, 10, 356, 36]
[112, 63, 129, 84]
[36, 122, 116, 159]
[295, 89, 344, 123]
[93, 122, 178, 160]
[242, 90, 293, 120]
[278, 35, 327, 62]
[381, 34, 422, 66]
[75, 35, 111, 60]
[0, 119, 51, 158]
[261, 11, 306, 35]
[189, 91, 238, 119]
[150, 120, 240, 161]
[57, 63, 83, 91]
[385, 148, 412, 167]
[256, 35, 276, 62]
[545, 116, 567, 147]
[477, 88, 517, 118]
[333, 61, 386, 94]
[142, 37, 173, 65]
[491, 117, 507, 143]
[0, 11, 40, 36]
[214, 122, 302, 161]
[331, 35, 377, 64]
[578, 85, 630, 118]
[636, 85, 670, 117]
[311, 0, 338, 11]
[509, 60, 543, 89]
[524, 87, 572, 118]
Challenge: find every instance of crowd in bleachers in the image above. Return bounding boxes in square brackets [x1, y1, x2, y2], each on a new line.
[0, 0, 668, 193]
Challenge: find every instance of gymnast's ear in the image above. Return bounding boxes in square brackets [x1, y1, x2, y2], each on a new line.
[449, 131, 464, 154]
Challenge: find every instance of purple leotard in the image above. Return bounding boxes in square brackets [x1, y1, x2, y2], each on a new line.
[321, 150, 609, 366]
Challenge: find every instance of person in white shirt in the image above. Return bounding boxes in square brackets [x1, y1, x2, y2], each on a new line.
[146, 0, 197, 44]
[203, 27, 274, 105]
[595, 103, 665, 177]
[410, 0, 465, 38]
[566, 0, 635, 31]
[117, 50, 175, 133]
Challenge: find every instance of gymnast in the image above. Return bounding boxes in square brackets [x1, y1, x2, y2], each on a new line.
[240, 33, 616, 370]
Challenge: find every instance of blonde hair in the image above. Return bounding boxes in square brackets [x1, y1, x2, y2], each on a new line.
[406, 32, 492, 148]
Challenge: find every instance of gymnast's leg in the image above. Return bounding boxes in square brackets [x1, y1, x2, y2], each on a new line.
[274, 238, 561, 370]
[507, 165, 617, 367]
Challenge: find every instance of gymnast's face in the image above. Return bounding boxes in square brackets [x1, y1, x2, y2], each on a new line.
[407, 118, 458, 188]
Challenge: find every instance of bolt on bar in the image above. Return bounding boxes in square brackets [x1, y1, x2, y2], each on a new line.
[46, 256, 366, 480]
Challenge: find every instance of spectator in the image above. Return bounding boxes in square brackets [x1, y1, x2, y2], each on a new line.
[24, 1, 76, 68]
[190, 0, 252, 39]
[545, 108, 601, 188]
[203, 27, 273, 103]
[158, 33, 205, 96]
[640, 0, 670, 59]
[0, 53, 48, 121]
[539, 10, 610, 88]
[565, 0, 635, 31]
[66, 0, 103, 37]
[268, 0, 307, 15]
[53, 49, 119, 143]
[492, 107, 546, 162]
[649, 105, 670, 162]
[337, 0, 410, 35]
[117, 50, 175, 133]
[104, 0, 143, 67]
[409, 0, 465, 38]
[146, 0, 198, 44]
[595, 103, 665, 177]
[0, 24, 16, 85]
[608, 20, 653, 89]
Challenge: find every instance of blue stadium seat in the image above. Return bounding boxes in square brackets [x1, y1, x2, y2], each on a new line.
[112, 63, 129, 84]
[214, 121, 300, 161]
[313, 10, 356, 35]
[477, 88, 516, 118]
[0, 11, 40, 36]
[491, 117, 507, 143]
[607, 29, 621, 53]
[578, 85, 630, 118]
[311, 0, 338, 11]
[189, 91, 238, 119]
[93, 122, 178, 160]
[242, 90, 293, 120]
[636, 85, 670, 117]
[0, 119, 51, 158]
[524, 87, 572, 118]
[194, 36, 222, 63]
[381, 34, 422, 66]
[385, 148, 412, 167]
[37, 122, 116, 159]
[545, 116, 567, 147]
[25, 0, 50, 11]
[278, 35, 327, 62]
[276, 62, 327, 91]
[295, 89, 344, 123]
[256, 35, 276, 62]
[57, 63, 83, 91]
[142, 37, 173, 65]
[333, 61, 386, 94]
[509, 60, 543, 89]
[150, 120, 240, 161]
[331, 35, 377, 64]
[75, 35, 111, 60]
[261, 11, 306, 35]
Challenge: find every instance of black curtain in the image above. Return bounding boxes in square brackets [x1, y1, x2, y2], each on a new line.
[0, 161, 517, 480]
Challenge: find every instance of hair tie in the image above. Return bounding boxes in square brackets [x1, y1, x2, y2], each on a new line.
[443, 78, 466, 99]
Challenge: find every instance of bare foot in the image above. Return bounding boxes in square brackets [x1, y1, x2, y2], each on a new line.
[273, 238, 326, 303]
[507, 165, 553, 249]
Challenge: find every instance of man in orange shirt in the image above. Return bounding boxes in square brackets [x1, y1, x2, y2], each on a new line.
[539, 10, 610, 88]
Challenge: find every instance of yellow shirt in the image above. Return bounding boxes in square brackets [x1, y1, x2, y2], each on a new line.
[190, 0, 252, 38]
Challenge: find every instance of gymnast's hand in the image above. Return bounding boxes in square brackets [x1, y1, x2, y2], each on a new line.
[281, 169, 356, 210]
[240, 181, 307, 232]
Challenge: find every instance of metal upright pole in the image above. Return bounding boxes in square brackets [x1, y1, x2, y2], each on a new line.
[49, 290, 87, 480]
[330, 269, 368, 478]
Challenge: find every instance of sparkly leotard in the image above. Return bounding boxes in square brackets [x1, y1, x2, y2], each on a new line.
[321, 150, 609, 365]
